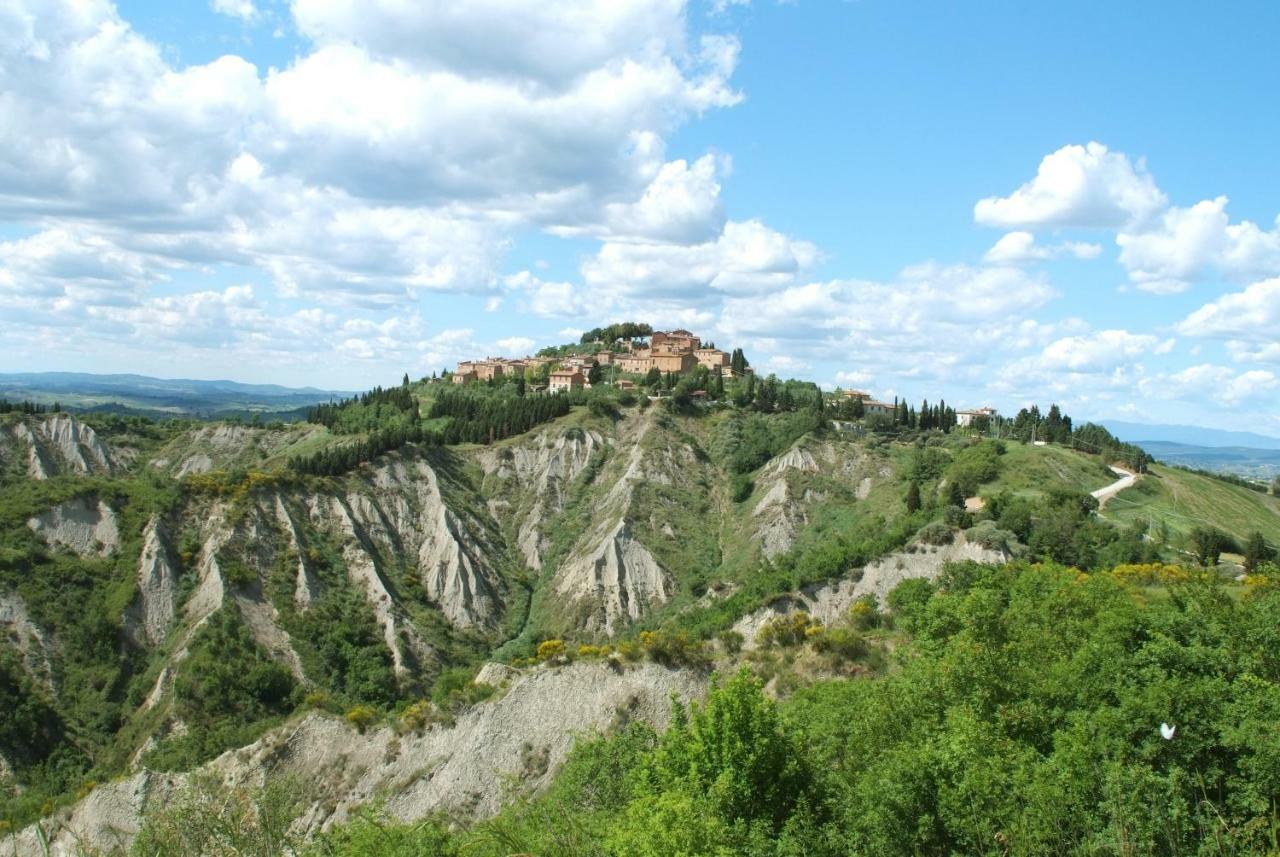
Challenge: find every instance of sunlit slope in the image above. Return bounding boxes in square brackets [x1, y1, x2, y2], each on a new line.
[980, 441, 1119, 499]
[1105, 463, 1280, 544]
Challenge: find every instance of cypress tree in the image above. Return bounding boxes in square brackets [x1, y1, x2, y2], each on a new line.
[1244, 531, 1272, 574]
[906, 481, 922, 513]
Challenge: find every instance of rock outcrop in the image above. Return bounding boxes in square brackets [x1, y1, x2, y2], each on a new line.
[748, 439, 881, 560]
[150, 422, 323, 477]
[547, 414, 696, 633]
[26, 497, 120, 557]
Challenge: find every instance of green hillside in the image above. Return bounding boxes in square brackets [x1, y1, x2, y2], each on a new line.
[982, 440, 1118, 499]
[1105, 462, 1280, 545]
[5, 378, 1280, 841]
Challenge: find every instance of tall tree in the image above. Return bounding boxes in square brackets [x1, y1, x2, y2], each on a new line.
[1189, 527, 1224, 568]
[905, 480, 922, 513]
[1244, 530, 1272, 574]
[711, 369, 725, 400]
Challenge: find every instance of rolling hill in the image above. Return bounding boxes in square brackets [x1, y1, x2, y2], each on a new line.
[3, 383, 1279, 852]
[0, 372, 353, 420]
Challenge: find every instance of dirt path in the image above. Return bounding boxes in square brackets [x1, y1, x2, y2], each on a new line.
[1091, 466, 1137, 509]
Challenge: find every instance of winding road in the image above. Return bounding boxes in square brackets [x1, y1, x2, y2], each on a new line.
[1091, 466, 1137, 509]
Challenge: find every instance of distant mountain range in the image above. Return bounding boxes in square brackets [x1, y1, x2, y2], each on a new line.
[1102, 421, 1280, 480]
[0, 372, 353, 420]
[1102, 420, 1280, 450]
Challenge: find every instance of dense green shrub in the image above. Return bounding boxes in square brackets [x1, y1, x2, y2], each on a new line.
[132, 774, 303, 857]
[964, 519, 1016, 553]
[305, 807, 457, 857]
[916, 521, 954, 545]
[145, 612, 297, 771]
[944, 439, 1004, 496]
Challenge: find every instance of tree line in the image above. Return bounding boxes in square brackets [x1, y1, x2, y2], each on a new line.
[427, 389, 570, 445]
[288, 387, 573, 476]
[306, 386, 419, 434]
[0, 399, 60, 414]
[578, 321, 653, 344]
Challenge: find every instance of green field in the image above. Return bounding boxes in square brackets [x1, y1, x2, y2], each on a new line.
[1105, 462, 1280, 545]
[981, 440, 1117, 499]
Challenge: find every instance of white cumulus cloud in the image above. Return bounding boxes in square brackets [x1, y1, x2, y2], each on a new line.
[1118, 198, 1280, 294]
[984, 231, 1102, 264]
[975, 142, 1166, 230]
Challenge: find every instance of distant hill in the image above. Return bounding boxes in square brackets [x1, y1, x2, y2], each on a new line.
[1125, 440, 1280, 481]
[0, 371, 353, 420]
[1102, 420, 1280, 450]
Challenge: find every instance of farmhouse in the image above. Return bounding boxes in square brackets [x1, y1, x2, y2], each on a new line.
[652, 351, 695, 373]
[549, 369, 585, 393]
[956, 406, 999, 427]
[651, 329, 700, 352]
[694, 348, 730, 371]
[618, 351, 654, 374]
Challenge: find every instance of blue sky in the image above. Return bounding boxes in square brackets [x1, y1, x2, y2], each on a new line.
[2, 0, 1278, 433]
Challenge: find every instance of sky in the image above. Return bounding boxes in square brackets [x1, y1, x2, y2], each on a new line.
[1, 0, 1278, 433]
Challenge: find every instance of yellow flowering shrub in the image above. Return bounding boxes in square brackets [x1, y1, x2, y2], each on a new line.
[344, 705, 378, 733]
[1111, 563, 1192, 586]
[536, 639, 567, 661]
[757, 612, 822, 648]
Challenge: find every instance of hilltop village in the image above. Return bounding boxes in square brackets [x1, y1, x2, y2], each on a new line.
[453, 326, 752, 394]
[450, 323, 999, 425]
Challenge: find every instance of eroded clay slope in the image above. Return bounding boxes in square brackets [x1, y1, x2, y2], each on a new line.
[16, 660, 708, 856]
[1, 415, 118, 479]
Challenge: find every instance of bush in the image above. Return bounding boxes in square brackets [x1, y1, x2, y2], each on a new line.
[430, 667, 496, 713]
[717, 630, 744, 654]
[964, 520, 1016, 553]
[1109, 562, 1193, 586]
[810, 626, 869, 661]
[133, 775, 303, 857]
[886, 578, 935, 632]
[345, 705, 378, 733]
[943, 504, 970, 528]
[536, 639, 567, 662]
[848, 595, 881, 630]
[916, 521, 954, 546]
[639, 630, 709, 667]
[945, 440, 1004, 496]
[307, 807, 458, 856]
[399, 700, 450, 733]
[588, 397, 619, 421]
[146, 612, 297, 772]
[756, 612, 821, 648]
[303, 690, 332, 710]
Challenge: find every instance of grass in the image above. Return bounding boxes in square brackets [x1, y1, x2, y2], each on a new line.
[1104, 463, 1280, 544]
[983, 441, 1117, 500]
